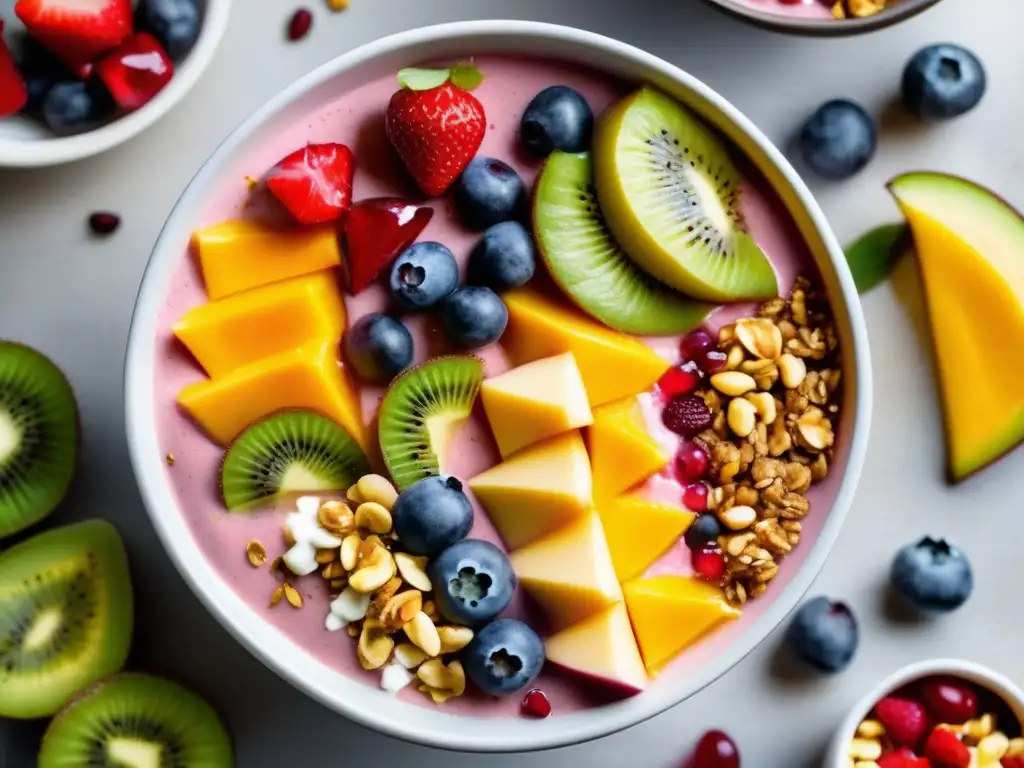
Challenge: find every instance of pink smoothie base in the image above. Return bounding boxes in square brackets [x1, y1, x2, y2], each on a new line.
[735, 0, 835, 18]
[153, 55, 848, 718]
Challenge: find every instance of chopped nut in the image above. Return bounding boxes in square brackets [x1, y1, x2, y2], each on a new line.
[437, 625, 474, 654]
[322, 561, 346, 580]
[394, 642, 429, 669]
[727, 397, 757, 438]
[245, 540, 267, 567]
[270, 586, 285, 607]
[358, 619, 394, 670]
[778, 353, 807, 389]
[367, 576, 403, 618]
[355, 502, 393, 534]
[395, 552, 433, 592]
[380, 590, 423, 629]
[724, 343, 746, 370]
[283, 583, 303, 608]
[735, 317, 783, 360]
[340, 533, 362, 571]
[848, 738, 882, 761]
[404, 611, 442, 657]
[718, 505, 756, 531]
[796, 407, 835, 452]
[745, 391, 777, 425]
[318, 500, 355, 535]
[422, 600, 439, 622]
[711, 371, 757, 397]
[346, 484, 365, 504]
[349, 548, 397, 593]
[314, 548, 337, 564]
[416, 659, 466, 702]
[718, 324, 736, 346]
[724, 532, 755, 557]
[165, 453, 175, 466]
[355, 474, 398, 511]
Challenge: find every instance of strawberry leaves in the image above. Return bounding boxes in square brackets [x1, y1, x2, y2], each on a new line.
[396, 62, 483, 92]
[844, 223, 912, 294]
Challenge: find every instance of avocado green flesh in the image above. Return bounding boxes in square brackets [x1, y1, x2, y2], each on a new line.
[593, 87, 778, 302]
[534, 151, 712, 335]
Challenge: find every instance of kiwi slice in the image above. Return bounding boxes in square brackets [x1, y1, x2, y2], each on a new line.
[0, 341, 79, 540]
[220, 410, 371, 511]
[38, 673, 234, 767]
[593, 86, 778, 302]
[0, 520, 133, 719]
[534, 150, 713, 335]
[378, 356, 484, 491]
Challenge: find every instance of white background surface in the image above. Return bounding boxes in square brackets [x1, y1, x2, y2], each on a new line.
[1, 0, 1021, 765]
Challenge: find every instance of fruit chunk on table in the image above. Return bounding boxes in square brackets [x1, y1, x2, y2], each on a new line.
[0, 520, 133, 719]
[597, 493, 694, 582]
[502, 288, 670, 407]
[623, 575, 740, 674]
[469, 431, 593, 551]
[587, 395, 669, 499]
[509, 512, 621, 632]
[545, 603, 647, 695]
[191, 219, 342, 300]
[176, 345, 363, 449]
[480, 352, 593, 459]
[172, 271, 346, 378]
[888, 172, 1024, 481]
[593, 86, 777, 302]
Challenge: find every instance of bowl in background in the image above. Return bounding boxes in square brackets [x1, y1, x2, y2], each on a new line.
[701, 0, 943, 36]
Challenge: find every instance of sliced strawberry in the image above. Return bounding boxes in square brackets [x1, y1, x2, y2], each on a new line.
[96, 32, 172, 110]
[385, 79, 485, 197]
[15, 0, 132, 75]
[922, 727, 970, 768]
[876, 697, 931, 748]
[879, 748, 932, 768]
[265, 143, 355, 225]
[342, 197, 433, 294]
[1002, 757, 1024, 768]
[0, 22, 28, 117]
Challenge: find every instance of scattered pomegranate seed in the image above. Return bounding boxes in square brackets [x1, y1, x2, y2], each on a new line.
[521, 688, 551, 718]
[680, 328, 714, 361]
[684, 729, 740, 768]
[287, 8, 313, 41]
[662, 394, 712, 438]
[675, 441, 709, 482]
[698, 348, 728, 374]
[918, 676, 978, 725]
[682, 482, 709, 512]
[692, 546, 725, 582]
[88, 212, 121, 235]
[658, 361, 702, 399]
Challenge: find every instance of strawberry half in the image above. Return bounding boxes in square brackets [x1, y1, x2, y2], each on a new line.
[342, 197, 433, 294]
[0, 22, 28, 117]
[876, 697, 931, 748]
[1003, 758, 1024, 768]
[385, 64, 486, 197]
[96, 33, 173, 110]
[879, 748, 932, 768]
[922, 727, 970, 768]
[265, 143, 355, 225]
[15, 0, 132, 75]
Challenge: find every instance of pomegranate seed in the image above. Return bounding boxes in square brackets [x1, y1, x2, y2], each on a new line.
[680, 328, 714, 361]
[918, 676, 978, 725]
[682, 482, 708, 512]
[692, 546, 725, 582]
[88, 212, 121, 235]
[662, 394, 712, 438]
[675, 441, 709, 482]
[658, 361, 702, 399]
[698, 348, 728, 374]
[287, 8, 313, 40]
[684, 729, 740, 768]
[521, 688, 551, 718]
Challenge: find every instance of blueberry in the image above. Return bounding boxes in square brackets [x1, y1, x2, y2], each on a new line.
[15, 38, 70, 111]
[520, 85, 594, 157]
[798, 99, 876, 180]
[785, 596, 858, 673]
[902, 44, 985, 121]
[454, 156, 526, 231]
[389, 242, 459, 311]
[391, 475, 473, 556]
[890, 536, 973, 612]
[467, 221, 536, 292]
[343, 313, 413, 384]
[428, 539, 516, 627]
[137, 0, 201, 60]
[462, 618, 544, 696]
[684, 513, 723, 550]
[441, 287, 508, 349]
[41, 82, 115, 136]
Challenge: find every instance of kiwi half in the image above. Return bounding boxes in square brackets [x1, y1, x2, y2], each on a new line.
[0, 342, 79, 540]
[0, 520, 133, 719]
[38, 673, 234, 767]
[534, 150, 712, 335]
[220, 410, 370, 511]
[378, 356, 484, 491]
[593, 86, 778, 302]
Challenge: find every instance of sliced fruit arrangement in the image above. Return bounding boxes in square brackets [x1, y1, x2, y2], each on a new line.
[0, 341, 78, 540]
[587, 394, 668, 500]
[264, 143, 354, 225]
[544, 603, 647, 695]
[342, 197, 433, 295]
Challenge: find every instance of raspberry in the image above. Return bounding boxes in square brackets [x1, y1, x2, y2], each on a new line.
[922, 726, 970, 768]
[662, 394, 712, 437]
[876, 697, 930, 748]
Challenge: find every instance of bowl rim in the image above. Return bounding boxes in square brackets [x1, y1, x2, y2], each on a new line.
[698, 0, 942, 37]
[0, 0, 232, 168]
[124, 19, 873, 753]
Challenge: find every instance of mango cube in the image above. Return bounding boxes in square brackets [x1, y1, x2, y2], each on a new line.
[469, 431, 593, 551]
[597, 494, 693, 582]
[172, 271, 345, 378]
[545, 604, 647, 695]
[481, 352, 592, 458]
[192, 219, 342, 300]
[587, 395, 669, 499]
[509, 512, 621, 632]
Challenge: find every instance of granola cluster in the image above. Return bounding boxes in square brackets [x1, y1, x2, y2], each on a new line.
[694, 277, 841, 606]
[831, 0, 891, 19]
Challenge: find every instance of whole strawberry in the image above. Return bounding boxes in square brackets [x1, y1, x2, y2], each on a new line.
[385, 63, 486, 197]
[922, 726, 969, 768]
[878, 748, 932, 768]
[876, 697, 930, 748]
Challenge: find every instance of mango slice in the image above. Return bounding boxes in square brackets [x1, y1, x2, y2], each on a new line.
[544, 604, 647, 695]
[587, 395, 669, 499]
[597, 494, 693, 583]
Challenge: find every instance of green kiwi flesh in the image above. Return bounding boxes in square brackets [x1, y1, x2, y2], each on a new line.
[0, 520, 133, 719]
[533, 150, 713, 335]
[377, 356, 483, 491]
[0, 342, 79, 540]
[593, 86, 778, 302]
[38, 673, 234, 768]
[220, 410, 371, 511]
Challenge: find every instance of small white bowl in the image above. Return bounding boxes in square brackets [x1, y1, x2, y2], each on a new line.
[0, 0, 230, 167]
[825, 658, 1024, 766]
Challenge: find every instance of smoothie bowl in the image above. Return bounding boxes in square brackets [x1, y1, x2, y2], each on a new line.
[124, 20, 871, 752]
[704, 0, 942, 36]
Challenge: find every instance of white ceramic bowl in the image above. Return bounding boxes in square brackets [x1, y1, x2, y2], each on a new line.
[124, 20, 872, 752]
[825, 659, 1024, 766]
[0, 0, 231, 167]
[700, 0, 943, 37]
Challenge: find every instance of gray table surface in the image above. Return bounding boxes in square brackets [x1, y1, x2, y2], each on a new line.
[1, 0, 1020, 764]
